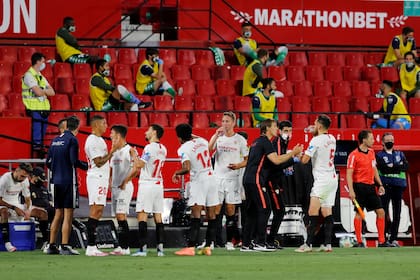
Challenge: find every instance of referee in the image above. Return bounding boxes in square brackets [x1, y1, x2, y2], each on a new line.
[346, 130, 392, 248]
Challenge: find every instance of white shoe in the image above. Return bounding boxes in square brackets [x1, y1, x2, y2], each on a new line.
[131, 250, 147, 257]
[253, 243, 276, 252]
[109, 246, 131, 256]
[317, 244, 332, 252]
[85, 246, 108, 257]
[197, 241, 214, 250]
[157, 251, 165, 257]
[295, 244, 312, 253]
[42, 242, 49, 254]
[5, 242, 16, 252]
[225, 242, 235, 251]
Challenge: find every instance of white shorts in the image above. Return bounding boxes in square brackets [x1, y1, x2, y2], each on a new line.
[87, 173, 109, 206]
[215, 177, 241, 204]
[310, 175, 338, 207]
[187, 173, 219, 207]
[0, 204, 25, 216]
[136, 180, 164, 213]
[111, 182, 134, 215]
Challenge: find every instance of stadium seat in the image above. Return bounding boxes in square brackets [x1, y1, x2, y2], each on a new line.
[327, 52, 345, 66]
[195, 50, 215, 67]
[192, 113, 209, 129]
[276, 80, 293, 97]
[362, 66, 380, 82]
[12, 76, 22, 93]
[168, 113, 189, 127]
[234, 96, 252, 112]
[410, 116, 420, 129]
[114, 78, 135, 95]
[13, 61, 31, 77]
[159, 49, 177, 69]
[292, 114, 309, 129]
[171, 65, 191, 81]
[194, 96, 214, 111]
[154, 95, 174, 111]
[1, 110, 24, 117]
[81, 47, 99, 57]
[75, 78, 91, 96]
[73, 63, 92, 78]
[380, 67, 399, 82]
[113, 63, 133, 80]
[274, 97, 289, 120]
[39, 47, 57, 61]
[0, 61, 13, 78]
[289, 52, 308, 66]
[118, 48, 137, 65]
[364, 52, 384, 65]
[98, 48, 117, 65]
[0, 46, 18, 63]
[287, 66, 305, 82]
[346, 53, 365, 67]
[213, 66, 230, 80]
[369, 97, 384, 112]
[191, 65, 211, 80]
[305, 65, 324, 82]
[0, 77, 12, 94]
[324, 65, 343, 82]
[313, 80, 332, 97]
[71, 94, 91, 110]
[196, 80, 216, 96]
[237, 113, 252, 128]
[214, 96, 234, 111]
[54, 62, 73, 78]
[267, 66, 286, 81]
[346, 114, 367, 128]
[128, 111, 148, 127]
[230, 65, 246, 81]
[149, 113, 169, 127]
[409, 98, 420, 113]
[209, 113, 224, 127]
[294, 80, 313, 97]
[50, 94, 71, 110]
[70, 112, 88, 127]
[371, 81, 382, 96]
[176, 79, 195, 96]
[216, 79, 235, 96]
[107, 111, 129, 126]
[177, 49, 196, 66]
[351, 96, 369, 112]
[174, 96, 194, 111]
[343, 66, 362, 81]
[331, 97, 350, 112]
[292, 96, 311, 112]
[312, 96, 331, 113]
[352, 81, 371, 97]
[55, 77, 74, 94]
[7, 93, 26, 114]
[46, 112, 67, 134]
[17, 47, 36, 63]
[308, 52, 327, 66]
[333, 81, 352, 97]
[309, 114, 342, 129]
[42, 64, 54, 83]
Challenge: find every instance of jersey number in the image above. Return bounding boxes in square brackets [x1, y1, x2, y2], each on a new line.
[197, 151, 212, 168]
[152, 159, 164, 178]
[329, 149, 335, 167]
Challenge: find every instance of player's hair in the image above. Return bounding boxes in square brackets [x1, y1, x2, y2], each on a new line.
[402, 26, 414, 35]
[241, 22, 252, 28]
[90, 115, 105, 126]
[111, 125, 128, 138]
[358, 129, 372, 144]
[237, 131, 248, 140]
[18, 162, 33, 173]
[382, 80, 393, 88]
[223, 111, 236, 122]
[260, 119, 275, 134]
[95, 59, 107, 71]
[67, 116, 80, 131]
[175, 123, 192, 141]
[317, 114, 331, 129]
[151, 124, 164, 139]
[31, 52, 45, 66]
[146, 48, 159, 58]
[261, 78, 275, 89]
[278, 120, 292, 130]
[257, 49, 268, 58]
[382, 132, 393, 141]
[404, 51, 415, 59]
[63, 16, 74, 26]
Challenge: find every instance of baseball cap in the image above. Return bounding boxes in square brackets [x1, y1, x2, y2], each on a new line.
[32, 167, 46, 182]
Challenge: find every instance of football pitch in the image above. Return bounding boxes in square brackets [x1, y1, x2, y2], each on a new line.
[1, 247, 420, 280]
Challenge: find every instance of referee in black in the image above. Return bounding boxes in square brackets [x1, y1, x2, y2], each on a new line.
[241, 119, 303, 252]
[46, 116, 87, 255]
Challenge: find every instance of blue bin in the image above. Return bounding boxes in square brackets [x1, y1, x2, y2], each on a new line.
[0, 221, 36, 251]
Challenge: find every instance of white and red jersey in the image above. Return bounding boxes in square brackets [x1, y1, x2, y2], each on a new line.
[110, 144, 133, 188]
[85, 134, 110, 176]
[178, 137, 212, 182]
[213, 133, 248, 179]
[0, 172, 30, 206]
[305, 134, 336, 179]
[139, 142, 167, 182]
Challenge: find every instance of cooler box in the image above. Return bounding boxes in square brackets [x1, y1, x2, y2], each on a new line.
[0, 221, 36, 251]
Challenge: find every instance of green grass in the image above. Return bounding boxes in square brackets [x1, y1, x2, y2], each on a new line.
[1, 247, 420, 280]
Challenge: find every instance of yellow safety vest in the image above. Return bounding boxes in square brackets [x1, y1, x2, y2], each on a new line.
[55, 34, 82, 62]
[252, 91, 276, 127]
[21, 67, 50, 110]
[90, 72, 112, 111]
[136, 59, 158, 94]
[384, 35, 414, 64]
[234, 37, 257, 66]
[383, 92, 411, 122]
[242, 59, 262, 96]
[400, 64, 420, 92]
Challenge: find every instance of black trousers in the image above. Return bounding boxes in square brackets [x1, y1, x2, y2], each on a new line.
[267, 182, 285, 242]
[380, 185, 405, 241]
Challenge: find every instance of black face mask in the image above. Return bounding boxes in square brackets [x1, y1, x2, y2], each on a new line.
[384, 142, 394, 150]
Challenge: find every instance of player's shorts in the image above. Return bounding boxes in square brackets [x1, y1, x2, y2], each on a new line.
[87, 173, 109, 206]
[353, 183, 382, 212]
[310, 175, 338, 207]
[136, 180, 164, 213]
[143, 81, 164, 96]
[0, 204, 25, 218]
[215, 177, 242, 204]
[112, 182, 134, 215]
[187, 172, 219, 207]
[51, 183, 78, 209]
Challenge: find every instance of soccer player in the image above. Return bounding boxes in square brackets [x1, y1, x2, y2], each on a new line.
[173, 124, 219, 256]
[295, 115, 338, 253]
[241, 119, 303, 252]
[84, 115, 116, 257]
[383, 26, 417, 67]
[109, 125, 135, 255]
[128, 124, 167, 257]
[208, 112, 248, 250]
[346, 130, 392, 248]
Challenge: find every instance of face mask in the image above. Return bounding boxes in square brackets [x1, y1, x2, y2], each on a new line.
[68, 25, 76, 32]
[102, 69, 110, 76]
[406, 62, 414, 68]
[281, 133, 289, 141]
[152, 56, 159, 62]
[407, 37, 414, 42]
[39, 62, 46, 71]
[243, 31, 252, 38]
[270, 89, 275, 95]
[384, 142, 394, 150]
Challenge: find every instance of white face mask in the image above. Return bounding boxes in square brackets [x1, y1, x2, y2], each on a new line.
[406, 62, 414, 68]
[243, 31, 252, 38]
[281, 133, 290, 141]
[39, 62, 46, 71]
[68, 25, 76, 32]
[102, 69, 110, 76]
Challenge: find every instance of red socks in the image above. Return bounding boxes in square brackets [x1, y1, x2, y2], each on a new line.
[354, 218, 362, 243]
[377, 217, 385, 243]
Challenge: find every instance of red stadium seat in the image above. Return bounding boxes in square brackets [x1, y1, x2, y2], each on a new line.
[176, 80, 195, 96]
[191, 65, 211, 80]
[352, 81, 371, 97]
[214, 96, 234, 111]
[39, 47, 57, 61]
[54, 62, 73, 78]
[98, 48, 117, 65]
[287, 66, 305, 82]
[410, 116, 420, 129]
[292, 114, 309, 129]
[333, 81, 352, 97]
[17, 47, 36, 63]
[223, 50, 236, 65]
[12, 76, 22, 93]
[71, 94, 91, 110]
[213, 66, 230, 80]
[113, 63, 133, 80]
[107, 112, 129, 126]
[289, 52, 308, 66]
[351, 96, 369, 112]
[209, 113, 224, 127]
[149, 113, 169, 127]
[409, 98, 420, 113]
[237, 113, 252, 128]
[75, 78, 91, 96]
[114, 78, 135, 94]
[0, 46, 18, 63]
[346, 114, 367, 128]
[118, 48, 137, 65]
[174, 96, 194, 111]
[362, 66, 380, 82]
[128, 111, 149, 127]
[365, 52, 384, 65]
[177, 49, 196, 66]
[308, 52, 327, 66]
[195, 50, 215, 67]
[343, 66, 362, 81]
[309, 114, 342, 129]
[192, 113, 209, 128]
[267, 66, 286, 81]
[171, 65, 191, 81]
[154, 95, 174, 111]
[196, 80, 216, 96]
[7, 93, 26, 114]
[294, 80, 313, 97]
[313, 80, 332, 97]
[371, 81, 382, 96]
[292, 96, 311, 112]
[306, 65, 324, 82]
[81, 47, 99, 57]
[13, 61, 31, 77]
[277, 80, 293, 97]
[46, 112, 67, 134]
[327, 52, 345, 66]
[369, 97, 384, 112]
[234, 96, 252, 112]
[230, 65, 246, 81]
[331, 97, 350, 112]
[380, 67, 399, 82]
[55, 77, 74, 94]
[168, 113, 189, 127]
[50, 94, 71, 110]
[0, 61, 13, 78]
[276, 97, 291, 120]
[324, 65, 343, 82]
[194, 96, 214, 111]
[159, 49, 177, 69]
[73, 63, 92, 78]
[346, 53, 365, 67]
[312, 96, 331, 113]
[42, 64, 54, 83]
[216, 79, 235, 96]
[0, 77, 12, 94]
